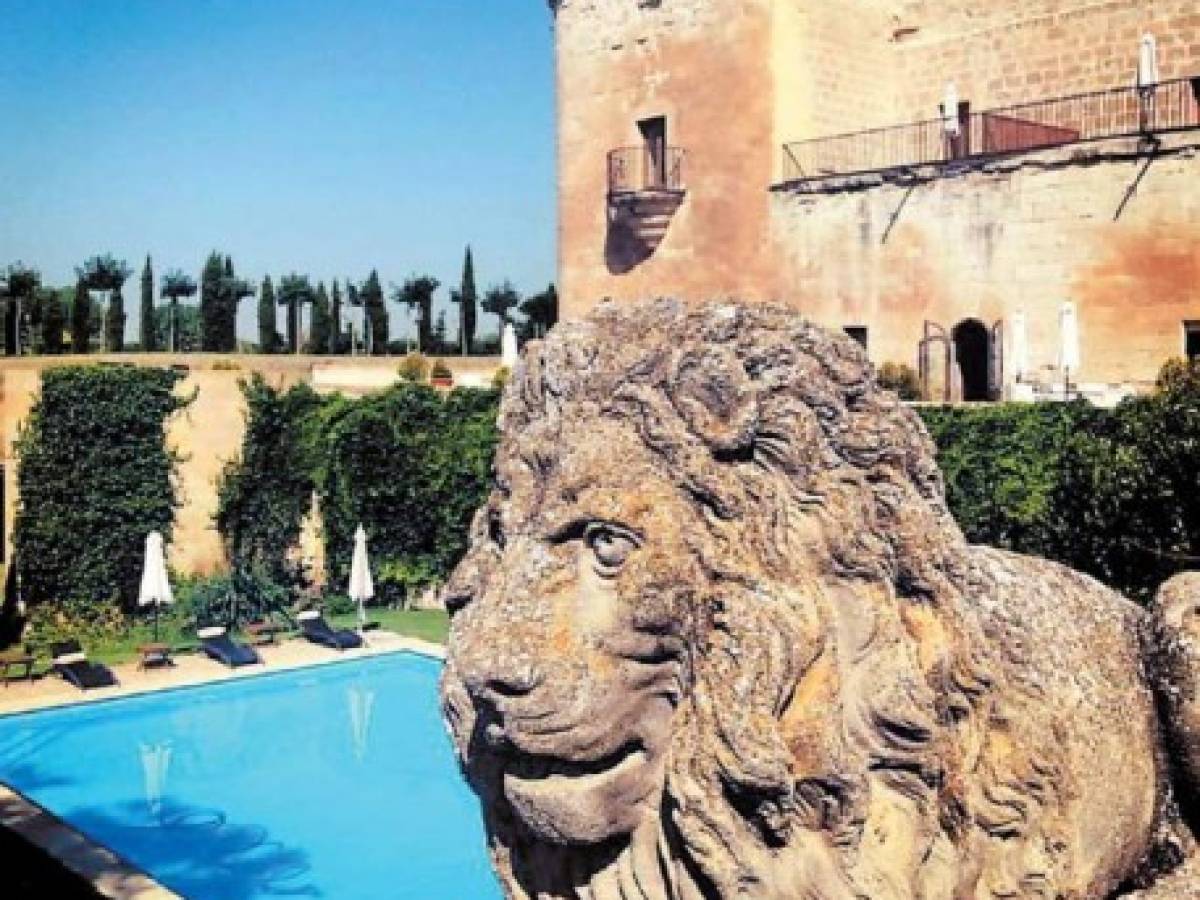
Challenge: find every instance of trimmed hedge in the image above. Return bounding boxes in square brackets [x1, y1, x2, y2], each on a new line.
[918, 359, 1200, 602]
[13, 366, 189, 611]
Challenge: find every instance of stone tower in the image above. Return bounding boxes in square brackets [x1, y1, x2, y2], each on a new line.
[548, 0, 782, 319]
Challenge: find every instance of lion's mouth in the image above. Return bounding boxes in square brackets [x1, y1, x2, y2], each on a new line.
[503, 739, 646, 785]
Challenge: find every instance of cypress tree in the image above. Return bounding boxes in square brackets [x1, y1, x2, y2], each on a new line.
[330, 280, 343, 354]
[309, 282, 332, 354]
[361, 270, 387, 355]
[258, 275, 278, 353]
[70, 280, 91, 354]
[140, 255, 155, 351]
[200, 252, 224, 351]
[456, 246, 478, 354]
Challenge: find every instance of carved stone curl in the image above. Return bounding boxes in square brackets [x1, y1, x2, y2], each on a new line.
[441, 299, 1200, 899]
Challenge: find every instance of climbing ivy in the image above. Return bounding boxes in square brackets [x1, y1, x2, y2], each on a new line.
[13, 365, 190, 612]
[216, 378, 500, 603]
[215, 374, 324, 589]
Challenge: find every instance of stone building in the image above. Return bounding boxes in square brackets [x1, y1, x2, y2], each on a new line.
[546, 0, 1200, 399]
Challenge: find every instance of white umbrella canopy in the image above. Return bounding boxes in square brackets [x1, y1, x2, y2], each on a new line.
[1059, 301, 1081, 398]
[942, 81, 961, 137]
[138, 531, 173, 640]
[1137, 33, 1160, 90]
[501, 322, 519, 369]
[348, 524, 374, 628]
[1010, 310, 1029, 383]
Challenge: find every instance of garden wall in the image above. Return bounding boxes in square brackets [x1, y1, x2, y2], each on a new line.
[0, 354, 503, 577]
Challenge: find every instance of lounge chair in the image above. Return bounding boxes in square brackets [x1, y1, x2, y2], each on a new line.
[198, 627, 260, 668]
[50, 640, 117, 691]
[297, 610, 363, 651]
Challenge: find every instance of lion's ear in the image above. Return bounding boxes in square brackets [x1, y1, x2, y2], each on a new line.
[669, 346, 759, 455]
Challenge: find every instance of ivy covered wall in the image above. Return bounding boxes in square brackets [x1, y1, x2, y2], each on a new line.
[12, 365, 190, 611]
[217, 377, 499, 603]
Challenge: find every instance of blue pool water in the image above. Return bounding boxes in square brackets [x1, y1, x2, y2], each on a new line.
[0, 652, 500, 899]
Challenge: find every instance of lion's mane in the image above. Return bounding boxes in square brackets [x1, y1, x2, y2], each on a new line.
[472, 299, 1065, 898]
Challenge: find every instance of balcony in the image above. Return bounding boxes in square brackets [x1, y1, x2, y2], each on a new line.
[780, 76, 1200, 189]
[605, 146, 687, 270]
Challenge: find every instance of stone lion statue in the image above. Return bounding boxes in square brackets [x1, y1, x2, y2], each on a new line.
[440, 299, 1200, 899]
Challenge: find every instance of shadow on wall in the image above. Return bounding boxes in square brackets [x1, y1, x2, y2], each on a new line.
[604, 215, 653, 275]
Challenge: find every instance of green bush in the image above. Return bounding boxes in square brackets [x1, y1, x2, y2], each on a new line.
[877, 362, 922, 401]
[175, 567, 290, 630]
[397, 353, 430, 383]
[23, 597, 128, 658]
[13, 366, 190, 613]
[919, 358, 1200, 602]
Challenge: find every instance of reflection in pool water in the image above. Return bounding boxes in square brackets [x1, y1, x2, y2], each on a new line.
[0, 653, 498, 899]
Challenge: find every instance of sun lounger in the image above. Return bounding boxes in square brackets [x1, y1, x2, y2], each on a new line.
[198, 627, 260, 668]
[297, 611, 363, 651]
[49, 640, 117, 691]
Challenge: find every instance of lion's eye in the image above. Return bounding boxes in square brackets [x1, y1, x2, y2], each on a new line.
[585, 523, 638, 576]
[488, 509, 505, 550]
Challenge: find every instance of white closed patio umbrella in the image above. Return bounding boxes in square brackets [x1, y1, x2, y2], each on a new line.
[1137, 33, 1160, 91]
[501, 321, 519, 369]
[1010, 310, 1029, 383]
[138, 531, 173, 641]
[1059, 301, 1081, 399]
[348, 524, 374, 629]
[942, 81, 961, 137]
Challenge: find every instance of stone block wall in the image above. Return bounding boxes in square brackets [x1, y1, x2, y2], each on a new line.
[551, 0, 780, 317]
[769, 132, 1200, 390]
[890, 0, 1200, 122]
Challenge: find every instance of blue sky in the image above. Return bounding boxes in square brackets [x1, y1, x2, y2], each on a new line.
[0, 0, 556, 342]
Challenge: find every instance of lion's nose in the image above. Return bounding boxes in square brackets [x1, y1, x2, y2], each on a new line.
[465, 662, 543, 705]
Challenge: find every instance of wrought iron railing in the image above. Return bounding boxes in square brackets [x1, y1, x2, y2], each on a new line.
[781, 76, 1200, 184]
[608, 146, 686, 195]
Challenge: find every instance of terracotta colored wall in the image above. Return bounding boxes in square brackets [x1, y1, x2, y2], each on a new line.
[769, 132, 1200, 389]
[0, 355, 503, 578]
[552, 0, 780, 318]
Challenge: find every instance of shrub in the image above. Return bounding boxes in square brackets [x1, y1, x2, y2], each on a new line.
[430, 358, 453, 381]
[877, 362, 922, 401]
[23, 598, 128, 657]
[919, 358, 1200, 602]
[13, 366, 190, 613]
[397, 353, 429, 383]
[491, 366, 511, 390]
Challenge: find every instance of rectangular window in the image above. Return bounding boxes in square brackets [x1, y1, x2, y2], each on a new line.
[1185, 320, 1200, 361]
[639, 116, 667, 189]
[844, 326, 869, 350]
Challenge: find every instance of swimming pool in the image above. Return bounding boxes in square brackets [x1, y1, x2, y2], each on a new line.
[0, 652, 500, 899]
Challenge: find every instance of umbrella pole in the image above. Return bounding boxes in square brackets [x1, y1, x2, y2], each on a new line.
[153, 602, 159, 642]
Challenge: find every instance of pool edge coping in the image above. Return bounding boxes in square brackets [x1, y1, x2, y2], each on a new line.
[0, 637, 448, 898]
[0, 781, 182, 899]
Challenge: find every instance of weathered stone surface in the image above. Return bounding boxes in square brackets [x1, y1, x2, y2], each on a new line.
[441, 299, 1200, 899]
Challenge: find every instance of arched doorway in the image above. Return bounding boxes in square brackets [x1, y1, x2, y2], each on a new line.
[953, 318, 991, 401]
